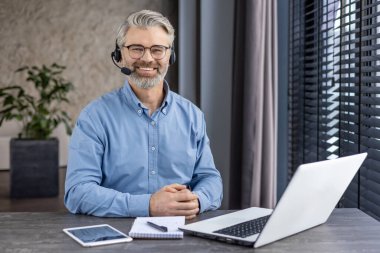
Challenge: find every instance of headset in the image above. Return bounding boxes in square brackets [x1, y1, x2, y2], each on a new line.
[111, 41, 176, 75]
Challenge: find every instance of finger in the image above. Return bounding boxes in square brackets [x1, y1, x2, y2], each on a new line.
[179, 188, 194, 193]
[173, 191, 198, 202]
[173, 201, 199, 210]
[169, 208, 199, 217]
[163, 184, 186, 192]
[163, 187, 179, 193]
[169, 183, 187, 190]
[185, 214, 197, 220]
[178, 198, 199, 208]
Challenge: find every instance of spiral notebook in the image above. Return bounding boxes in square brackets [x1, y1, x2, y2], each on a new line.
[128, 216, 185, 239]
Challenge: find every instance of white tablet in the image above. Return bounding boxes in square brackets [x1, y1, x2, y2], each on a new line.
[63, 224, 133, 247]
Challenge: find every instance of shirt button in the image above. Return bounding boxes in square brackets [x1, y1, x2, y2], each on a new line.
[151, 170, 156, 175]
[162, 109, 166, 114]
[151, 121, 156, 126]
[137, 109, 142, 114]
[151, 146, 156, 151]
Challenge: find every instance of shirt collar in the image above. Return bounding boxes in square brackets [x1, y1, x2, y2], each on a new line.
[122, 79, 172, 116]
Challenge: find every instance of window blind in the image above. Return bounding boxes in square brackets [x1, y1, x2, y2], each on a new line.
[289, 0, 380, 220]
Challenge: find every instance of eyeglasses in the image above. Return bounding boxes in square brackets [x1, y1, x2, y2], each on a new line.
[123, 44, 170, 60]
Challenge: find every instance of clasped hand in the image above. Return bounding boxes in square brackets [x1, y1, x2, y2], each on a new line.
[149, 183, 199, 220]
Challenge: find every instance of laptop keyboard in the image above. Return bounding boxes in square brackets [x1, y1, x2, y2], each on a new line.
[213, 215, 271, 238]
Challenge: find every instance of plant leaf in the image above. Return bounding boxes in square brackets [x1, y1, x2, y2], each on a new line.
[15, 66, 28, 72]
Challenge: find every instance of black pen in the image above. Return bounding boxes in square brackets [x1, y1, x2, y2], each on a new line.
[147, 221, 168, 232]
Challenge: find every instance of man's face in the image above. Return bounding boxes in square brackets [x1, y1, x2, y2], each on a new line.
[122, 26, 172, 89]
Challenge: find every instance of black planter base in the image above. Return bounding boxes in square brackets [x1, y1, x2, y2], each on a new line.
[10, 138, 59, 198]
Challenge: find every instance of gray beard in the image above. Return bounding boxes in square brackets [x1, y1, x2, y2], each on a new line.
[128, 67, 168, 89]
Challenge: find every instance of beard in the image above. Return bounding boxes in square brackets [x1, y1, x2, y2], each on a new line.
[128, 62, 169, 89]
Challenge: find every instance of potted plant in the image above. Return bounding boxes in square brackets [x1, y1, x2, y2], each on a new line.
[0, 63, 73, 198]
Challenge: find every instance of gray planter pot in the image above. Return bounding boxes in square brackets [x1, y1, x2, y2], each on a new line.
[10, 138, 59, 198]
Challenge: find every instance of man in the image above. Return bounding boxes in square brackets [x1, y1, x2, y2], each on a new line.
[64, 10, 223, 219]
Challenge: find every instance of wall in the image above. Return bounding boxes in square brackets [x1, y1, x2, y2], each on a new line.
[0, 0, 177, 122]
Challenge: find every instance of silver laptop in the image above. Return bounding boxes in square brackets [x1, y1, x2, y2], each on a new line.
[179, 153, 367, 248]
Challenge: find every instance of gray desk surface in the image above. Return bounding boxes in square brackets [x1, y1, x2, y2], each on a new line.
[0, 208, 379, 253]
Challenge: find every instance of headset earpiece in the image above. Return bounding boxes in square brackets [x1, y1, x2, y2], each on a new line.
[112, 42, 122, 62]
[169, 45, 176, 65]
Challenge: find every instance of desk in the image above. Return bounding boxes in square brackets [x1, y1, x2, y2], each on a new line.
[0, 208, 379, 252]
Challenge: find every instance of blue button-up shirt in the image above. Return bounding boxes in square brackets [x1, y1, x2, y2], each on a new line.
[64, 80, 223, 217]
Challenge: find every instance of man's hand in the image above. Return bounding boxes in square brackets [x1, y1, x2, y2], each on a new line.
[150, 184, 199, 219]
[163, 183, 200, 220]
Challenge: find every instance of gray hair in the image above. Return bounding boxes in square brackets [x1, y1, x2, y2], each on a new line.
[116, 10, 175, 48]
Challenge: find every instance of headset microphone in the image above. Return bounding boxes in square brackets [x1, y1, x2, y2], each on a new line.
[121, 67, 132, 75]
[111, 51, 132, 76]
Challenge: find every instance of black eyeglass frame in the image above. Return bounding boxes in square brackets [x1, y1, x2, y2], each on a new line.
[122, 44, 171, 60]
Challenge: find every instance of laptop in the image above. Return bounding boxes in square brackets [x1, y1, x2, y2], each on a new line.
[179, 153, 367, 248]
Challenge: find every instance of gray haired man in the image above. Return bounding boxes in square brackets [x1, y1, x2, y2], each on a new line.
[64, 10, 223, 219]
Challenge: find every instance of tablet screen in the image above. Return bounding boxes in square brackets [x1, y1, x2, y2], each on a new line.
[63, 224, 132, 247]
[67, 225, 126, 242]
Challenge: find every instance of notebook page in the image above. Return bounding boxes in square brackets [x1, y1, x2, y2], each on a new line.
[129, 216, 185, 239]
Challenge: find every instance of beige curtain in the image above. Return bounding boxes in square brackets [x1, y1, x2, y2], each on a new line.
[230, 0, 277, 209]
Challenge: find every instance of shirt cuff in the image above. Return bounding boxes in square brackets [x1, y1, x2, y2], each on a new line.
[193, 190, 208, 213]
[127, 194, 151, 217]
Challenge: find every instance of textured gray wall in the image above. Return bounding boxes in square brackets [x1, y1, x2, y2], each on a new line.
[0, 0, 176, 122]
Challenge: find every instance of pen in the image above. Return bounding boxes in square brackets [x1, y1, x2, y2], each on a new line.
[147, 221, 168, 232]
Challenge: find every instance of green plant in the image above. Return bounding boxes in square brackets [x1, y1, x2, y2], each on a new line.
[0, 63, 73, 139]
